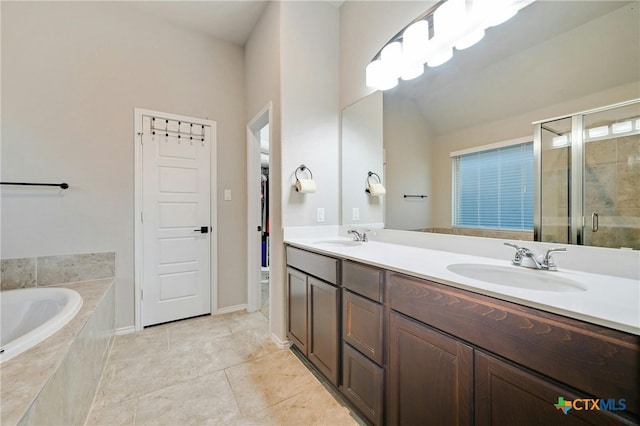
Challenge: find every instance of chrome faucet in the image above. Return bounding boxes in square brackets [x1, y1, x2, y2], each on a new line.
[504, 243, 566, 271]
[348, 228, 368, 242]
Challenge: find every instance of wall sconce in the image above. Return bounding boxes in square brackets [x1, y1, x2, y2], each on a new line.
[294, 165, 316, 193]
[366, 0, 536, 91]
[365, 171, 386, 196]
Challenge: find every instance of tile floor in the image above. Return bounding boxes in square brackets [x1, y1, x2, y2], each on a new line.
[87, 311, 362, 425]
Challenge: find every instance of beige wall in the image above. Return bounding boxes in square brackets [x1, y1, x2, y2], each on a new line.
[281, 1, 340, 229]
[245, 1, 285, 340]
[383, 94, 433, 231]
[1, 2, 247, 328]
[341, 91, 384, 226]
[245, 1, 340, 342]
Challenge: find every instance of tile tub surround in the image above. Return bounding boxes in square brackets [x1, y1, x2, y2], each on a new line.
[0, 258, 36, 290]
[0, 278, 115, 426]
[0, 252, 115, 290]
[87, 311, 362, 425]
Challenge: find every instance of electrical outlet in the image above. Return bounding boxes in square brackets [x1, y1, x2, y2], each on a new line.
[352, 207, 360, 221]
[224, 189, 232, 201]
[317, 207, 325, 223]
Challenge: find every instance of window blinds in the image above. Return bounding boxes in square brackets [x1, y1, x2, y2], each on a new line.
[453, 142, 534, 230]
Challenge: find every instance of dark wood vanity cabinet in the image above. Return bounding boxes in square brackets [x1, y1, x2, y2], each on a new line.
[286, 267, 308, 354]
[475, 351, 627, 426]
[308, 276, 340, 384]
[388, 311, 473, 426]
[286, 246, 639, 426]
[342, 261, 385, 425]
[388, 271, 640, 426]
[286, 247, 340, 385]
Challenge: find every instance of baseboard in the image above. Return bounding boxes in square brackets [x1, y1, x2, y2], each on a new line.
[271, 332, 291, 349]
[115, 326, 135, 335]
[215, 303, 248, 315]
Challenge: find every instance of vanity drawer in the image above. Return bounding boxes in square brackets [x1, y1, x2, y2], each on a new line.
[343, 343, 384, 426]
[343, 290, 383, 365]
[388, 271, 640, 419]
[286, 246, 339, 285]
[342, 260, 383, 302]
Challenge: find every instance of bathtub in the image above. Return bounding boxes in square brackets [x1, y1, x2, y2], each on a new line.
[0, 287, 83, 363]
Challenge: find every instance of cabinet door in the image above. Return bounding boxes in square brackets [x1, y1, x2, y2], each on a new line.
[343, 343, 384, 425]
[388, 312, 473, 426]
[475, 351, 632, 426]
[343, 290, 383, 365]
[286, 267, 308, 355]
[308, 276, 340, 385]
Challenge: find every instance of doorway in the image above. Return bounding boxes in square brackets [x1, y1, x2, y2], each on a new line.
[247, 104, 272, 318]
[134, 109, 218, 330]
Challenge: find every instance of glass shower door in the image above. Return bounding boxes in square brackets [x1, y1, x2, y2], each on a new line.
[535, 99, 640, 250]
[538, 117, 572, 244]
[582, 103, 640, 250]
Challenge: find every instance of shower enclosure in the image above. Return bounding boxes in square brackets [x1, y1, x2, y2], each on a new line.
[534, 99, 640, 250]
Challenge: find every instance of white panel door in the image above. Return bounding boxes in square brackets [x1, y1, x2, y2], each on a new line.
[141, 115, 211, 326]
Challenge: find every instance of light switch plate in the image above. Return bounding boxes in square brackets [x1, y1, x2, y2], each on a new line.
[352, 207, 360, 221]
[224, 189, 232, 201]
[317, 207, 325, 223]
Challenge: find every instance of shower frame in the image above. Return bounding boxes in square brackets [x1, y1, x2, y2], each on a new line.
[533, 98, 640, 246]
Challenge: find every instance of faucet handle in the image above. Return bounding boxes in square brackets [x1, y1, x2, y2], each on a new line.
[504, 242, 525, 265]
[348, 228, 364, 241]
[544, 248, 566, 270]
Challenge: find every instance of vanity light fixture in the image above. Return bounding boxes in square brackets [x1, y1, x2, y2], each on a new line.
[365, 0, 536, 91]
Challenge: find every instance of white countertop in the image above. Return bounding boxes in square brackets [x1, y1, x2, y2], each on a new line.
[285, 237, 640, 335]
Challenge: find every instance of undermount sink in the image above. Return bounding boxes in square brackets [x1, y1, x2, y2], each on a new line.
[446, 263, 586, 292]
[314, 239, 363, 248]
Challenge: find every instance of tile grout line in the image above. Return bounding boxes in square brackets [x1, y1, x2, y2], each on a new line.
[84, 335, 115, 425]
[222, 367, 244, 423]
[92, 312, 352, 425]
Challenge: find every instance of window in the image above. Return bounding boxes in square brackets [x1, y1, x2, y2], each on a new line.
[453, 142, 533, 230]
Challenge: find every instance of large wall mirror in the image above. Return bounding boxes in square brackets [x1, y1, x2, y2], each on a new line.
[341, 0, 640, 249]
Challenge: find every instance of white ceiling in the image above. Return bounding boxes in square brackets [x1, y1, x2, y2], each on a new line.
[125, 1, 343, 46]
[124, 1, 270, 45]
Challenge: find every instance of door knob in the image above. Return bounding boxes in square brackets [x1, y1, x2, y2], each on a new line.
[194, 226, 209, 233]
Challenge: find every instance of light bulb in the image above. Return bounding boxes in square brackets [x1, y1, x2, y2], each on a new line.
[365, 60, 383, 88]
[403, 20, 430, 64]
[376, 41, 402, 90]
